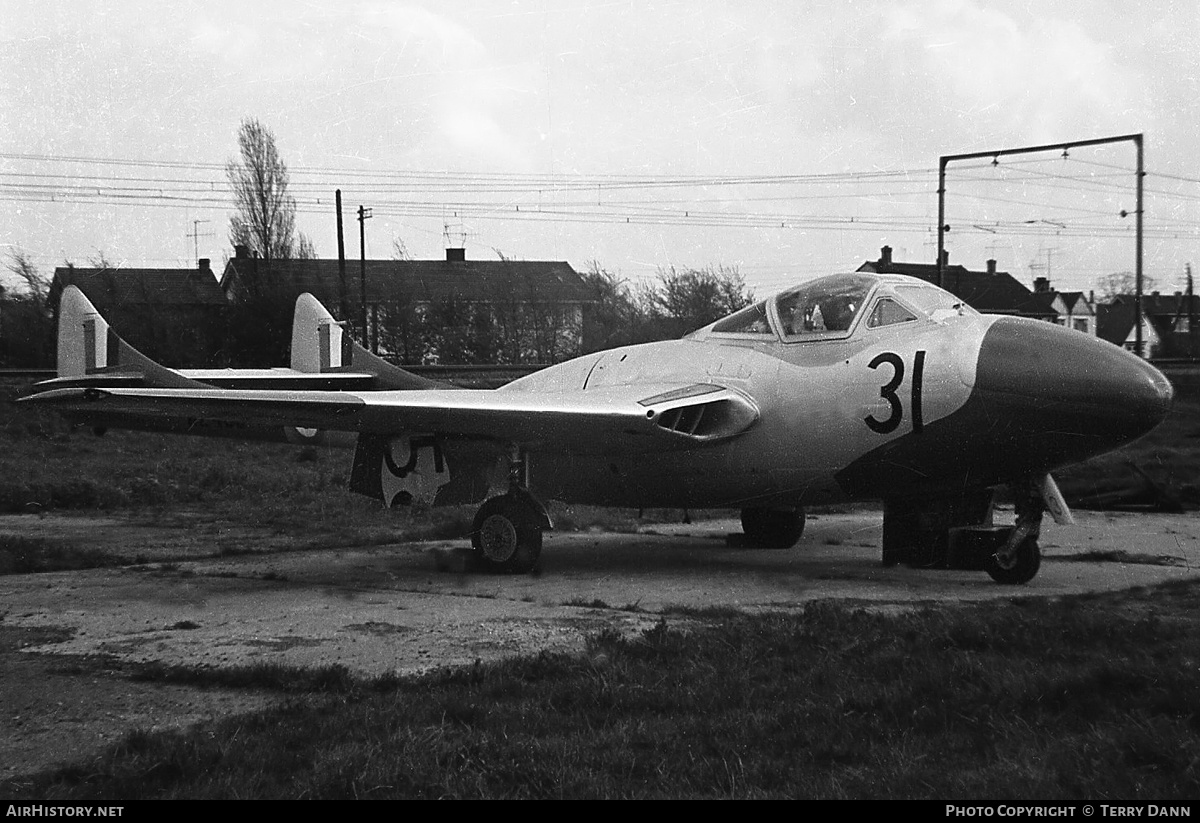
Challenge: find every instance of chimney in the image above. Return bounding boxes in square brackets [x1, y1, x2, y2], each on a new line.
[880, 245, 892, 266]
[446, 247, 466, 263]
[986, 259, 996, 275]
[198, 258, 211, 274]
[234, 244, 250, 260]
[1034, 277, 1050, 293]
[939, 249, 949, 267]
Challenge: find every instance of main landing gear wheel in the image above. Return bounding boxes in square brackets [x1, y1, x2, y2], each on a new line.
[471, 495, 543, 574]
[985, 535, 1041, 585]
[740, 507, 805, 549]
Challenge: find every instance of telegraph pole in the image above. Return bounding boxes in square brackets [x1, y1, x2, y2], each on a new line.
[1134, 134, 1144, 358]
[336, 190, 347, 321]
[1188, 263, 1196, 359]
[358, 205, 372, 350]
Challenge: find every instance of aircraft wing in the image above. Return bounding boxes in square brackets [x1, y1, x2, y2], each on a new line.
[23, 382, 759, 454]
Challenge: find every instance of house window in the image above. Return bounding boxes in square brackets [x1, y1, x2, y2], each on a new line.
[1073, 318, 1088, 333]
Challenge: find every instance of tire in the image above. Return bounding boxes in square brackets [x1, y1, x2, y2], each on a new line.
[740, 507, 805, 549]
[471, 496, 543, 574]
[985, 535, 1041, 584]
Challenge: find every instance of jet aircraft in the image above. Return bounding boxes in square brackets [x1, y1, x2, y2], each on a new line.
[24, 272, 1173, 584]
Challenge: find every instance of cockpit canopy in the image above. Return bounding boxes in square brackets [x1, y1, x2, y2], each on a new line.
[703, 272, 974, 342]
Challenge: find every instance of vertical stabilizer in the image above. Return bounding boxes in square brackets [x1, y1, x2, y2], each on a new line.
[289, 292, 448, 390]
[54, 285, 203, 389]
[291, 293, 350, 373]
[57, 286, 109, 378]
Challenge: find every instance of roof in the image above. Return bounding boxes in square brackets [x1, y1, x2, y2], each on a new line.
[1058, 291, 1092, 314]
[220, 258, 595, 307]
[1017, 291, 1063, 319]
[1096, 297, 1156, 348]
[857, 257, 1043, 316]
[1140, 292, 1200, 318]
[51, 266, 227, 310]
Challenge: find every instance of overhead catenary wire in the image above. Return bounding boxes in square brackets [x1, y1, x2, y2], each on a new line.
[5, 150, 1200, 279]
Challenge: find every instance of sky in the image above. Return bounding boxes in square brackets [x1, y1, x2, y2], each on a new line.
[2, 0, 1199, 297]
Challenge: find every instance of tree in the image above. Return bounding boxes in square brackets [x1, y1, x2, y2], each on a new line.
[226, 118, 309, 262]
[223, 119, 317, 365]
[1, 249, 53, 366]
[391, 237, 412, 261]
[1096, 271, 1156, 302]
[580, 262, 645, 352]
[642, 265, 754, 340]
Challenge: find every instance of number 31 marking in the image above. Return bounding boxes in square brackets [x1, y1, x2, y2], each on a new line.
[864, 350, 925, 435]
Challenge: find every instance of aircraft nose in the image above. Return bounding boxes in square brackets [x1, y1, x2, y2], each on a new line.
[973, 317, 1173, 465]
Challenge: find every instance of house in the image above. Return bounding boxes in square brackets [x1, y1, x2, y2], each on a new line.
[49, 260, 228, 366]
[1123, 290, 1200, 357]
[219, 247, 596, 365]
[1097, 297, 1160, 357]
[858, 247, 1100, 334]
[858, 246, 1053, 320]
[1024, 277, 1098, 335]
[1057, 290, 1096, 335]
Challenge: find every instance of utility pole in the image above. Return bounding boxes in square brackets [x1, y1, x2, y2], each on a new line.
[1135, 134, 1145, 358]
[336, 190, 347, 321]
[1188, 263, 1196, 359]
[358, 205, 372, 350]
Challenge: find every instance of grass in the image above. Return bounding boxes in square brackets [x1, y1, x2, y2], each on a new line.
[3, 580, 1200, 799]
[1056, 392, 1200, 509]
[3, 376, 1200, 797]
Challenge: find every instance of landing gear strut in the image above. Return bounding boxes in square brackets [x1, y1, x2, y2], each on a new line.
[740, 507, 805, 548]
[470, 448, 550, 574]
[881, 487, 1043, 584]
[985, 478, 1044, 585]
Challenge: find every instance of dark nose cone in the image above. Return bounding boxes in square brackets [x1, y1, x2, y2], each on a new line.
[974, 317, 1172, 469]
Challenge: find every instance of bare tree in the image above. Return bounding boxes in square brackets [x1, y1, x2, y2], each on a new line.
[6, 248, 49, 302]
[226, 118, 309, 262]
[643, 264, 754, 339]
[2, 248, 53, 366]
[295, 233, 316, 260]
[391, 237, 412, 261]
[87, 249, 114, 270]
[1096, 271, 1156, 302]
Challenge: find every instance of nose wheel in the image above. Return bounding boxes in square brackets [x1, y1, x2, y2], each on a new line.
[985, 478, 1046, 584]
[471, 493, 545, 574]
[985, 533, 1041, 584]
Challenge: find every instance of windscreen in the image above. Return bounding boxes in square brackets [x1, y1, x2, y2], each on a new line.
[774, 274, 876, 339]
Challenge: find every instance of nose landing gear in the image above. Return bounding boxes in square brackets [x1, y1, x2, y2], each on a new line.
[984, 478, 1045, 585]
